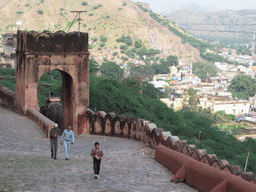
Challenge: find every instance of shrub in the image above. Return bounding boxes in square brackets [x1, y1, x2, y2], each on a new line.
[106, 15, 110, 19]
[40, 0, 44, 3]
[25, 4, 30, 7]
[99, 42, 105, 47]
[125, 50, 135, 58]
[134, 39, 143, 48]
[81, 1, 88, 6]
[120, 45, 128, 50]
[100, 35, 107, 42]
[89, 13, 93, 16]
[83, 24, 87, 27]
[228, 114, 236, 121]
[60, 8, 64, 11]
[122, 2, 127, 6]
[137, 4, 149, 12]
[148, 49, 161, 56]
[103, 57, 108, 62]
[89, 44, 93, 49]
[113, 51, 118, 56]
[37, 10, 43, 15]
[121, 56, 128, 61]
[16, 11, 24, 14]
[118, 8, 122, 10]
[98, 47, 102, 50]
[116, 35, 133, 46]
[91, 37, 98, 42]
[92, 4, 102, 10]
[121, 50, 125, 53]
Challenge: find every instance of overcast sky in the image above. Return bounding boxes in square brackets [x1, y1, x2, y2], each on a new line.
[136, 0, 256, 14]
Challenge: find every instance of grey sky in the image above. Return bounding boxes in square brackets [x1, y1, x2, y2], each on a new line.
[136, 0, 256, 14]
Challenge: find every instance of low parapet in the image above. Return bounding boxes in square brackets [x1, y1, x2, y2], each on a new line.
[79, 108, 256, 191]
[0, 84, 15, 108]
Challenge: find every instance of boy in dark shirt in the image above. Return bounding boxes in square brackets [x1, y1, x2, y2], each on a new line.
[90, 142, 104, 179]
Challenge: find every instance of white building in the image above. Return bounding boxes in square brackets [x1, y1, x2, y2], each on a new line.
[213, 100, 250, 115]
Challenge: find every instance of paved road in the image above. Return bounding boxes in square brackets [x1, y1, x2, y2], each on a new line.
[0, 106, 197, 192]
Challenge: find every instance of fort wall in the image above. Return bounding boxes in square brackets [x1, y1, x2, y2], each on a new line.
[0, 84, 15, 108]
[79, 108, 256, 191]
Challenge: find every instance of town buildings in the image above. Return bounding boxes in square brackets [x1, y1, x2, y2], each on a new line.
[0, 33, 17, 69]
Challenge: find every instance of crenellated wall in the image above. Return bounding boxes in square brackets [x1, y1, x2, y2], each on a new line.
[79, 108, 256, 192]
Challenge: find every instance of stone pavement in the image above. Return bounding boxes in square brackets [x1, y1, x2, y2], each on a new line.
[0, 106, 198, 192]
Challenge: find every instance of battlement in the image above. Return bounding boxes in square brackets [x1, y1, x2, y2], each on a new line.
[16, 30, 88, 53]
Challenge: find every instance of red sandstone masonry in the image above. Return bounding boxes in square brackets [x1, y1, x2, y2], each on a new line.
[26, 107, 55, 138]
[0, 84, 15, 108]
[155, 145, 256, 192]
[83, 109, 256, 187]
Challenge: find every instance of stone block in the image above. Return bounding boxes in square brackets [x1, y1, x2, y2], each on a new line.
[200, 154, 218, 166]
[191, 149, 207, 161]
[93, 111, 106, 135]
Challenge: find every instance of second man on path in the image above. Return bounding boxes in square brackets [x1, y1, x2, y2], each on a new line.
[50, 123, 60, 159]
[61, 124, 75, 160]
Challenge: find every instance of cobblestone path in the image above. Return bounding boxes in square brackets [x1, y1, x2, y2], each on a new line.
[0, 106, 197, 192]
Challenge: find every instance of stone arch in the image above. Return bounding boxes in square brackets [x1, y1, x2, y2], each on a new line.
[15, 30, 89, 135]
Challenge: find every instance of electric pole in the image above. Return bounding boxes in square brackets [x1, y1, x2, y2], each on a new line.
[68, 11, 87, 37]
[252, 31, 255, 61]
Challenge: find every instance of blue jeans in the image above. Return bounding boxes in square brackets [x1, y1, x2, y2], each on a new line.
[64, 140, 71, 159]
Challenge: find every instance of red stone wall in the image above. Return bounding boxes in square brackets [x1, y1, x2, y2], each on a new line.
[0, 84, 15, 108]
[80, 108, 256, 191]
[26, 107, 55, 138]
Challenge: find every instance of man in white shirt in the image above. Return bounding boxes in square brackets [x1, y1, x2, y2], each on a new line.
[61, 124, 75, 160]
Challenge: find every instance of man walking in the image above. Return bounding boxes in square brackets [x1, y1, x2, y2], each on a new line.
[50, 123, 60, 159]
[61, 124, 75, 160]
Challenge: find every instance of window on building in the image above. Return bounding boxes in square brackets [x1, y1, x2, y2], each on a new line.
[233, 109, 236, 114]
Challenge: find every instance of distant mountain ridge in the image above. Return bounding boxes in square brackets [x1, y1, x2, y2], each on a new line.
[0, 0, 202, 64]
[166, 8, 256, 41]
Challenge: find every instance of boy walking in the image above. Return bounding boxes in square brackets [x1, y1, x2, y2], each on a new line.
[90, 142, 104, 179]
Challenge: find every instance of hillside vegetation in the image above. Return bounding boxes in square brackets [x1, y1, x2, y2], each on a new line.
[0, 0, 202, 64]
[1, 67, 256, 176]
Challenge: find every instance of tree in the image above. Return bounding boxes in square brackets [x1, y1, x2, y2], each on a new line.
[228, 74, 256, 99]
[134, 39, 143, 49]
[100, 61, 124, 80]
[192, 62, 218, 78]
[89, 59, 99, 74]
[100, 35, 107, 42]
[137, 47, 147, 59]
[253, 62, 256, 66]
[152, 63, 169, 74]
[167, 55, 178, 66]
[129, 65, 155, 81]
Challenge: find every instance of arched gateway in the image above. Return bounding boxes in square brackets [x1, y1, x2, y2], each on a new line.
[15, 30, 90, 135]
